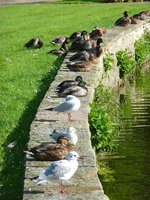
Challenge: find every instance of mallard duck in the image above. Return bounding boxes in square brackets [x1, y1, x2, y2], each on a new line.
[47, 38, 70, 56]
[69, 31, 81, 41]
[45, 95, 81, 122]
[130, 16, 138, 24]
[86, 38, 103, 59]
[115, 11, 131, 27]
[132, 11, 146, 20]
[58, 81, 88, 97]
[144, 10, 150, 16]
[24, 37, 43, 49]
[89, 27, 106, 40]
[69, 50, 95, 62]
[50, 127, 78, 146]
[51, 36, 67, 45]
[67, 61, 92, 72]
[25, 139, 74, 161]
[57, 75, 82, 90]
[34, 151, 80, 193]
[69, 31, 89, 52]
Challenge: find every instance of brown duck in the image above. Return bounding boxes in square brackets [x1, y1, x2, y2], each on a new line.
[58, 81, 88, 97]
[47, 38, 70, 56]
[57, 76, 83, 90]
[24, 37, 43, 49]
[115, 11, 131, 27]
[132, 11, 147, 20]
[89, 27, 106, 40]
[25, 137, 74, 161]
[69, 50, 95, 62]
[51, 36, 67, 45]
[67, 61, 92, 72]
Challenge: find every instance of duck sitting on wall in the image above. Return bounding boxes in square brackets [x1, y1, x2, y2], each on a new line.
[132, 11, 147, 20]
[25, 137, 74, 161]
[67, 60, 92, 72]
[115, 11, 131, 27]
[69, 50, 95, 63]
[86, 38, 103, 59]
[69, 31, 81, 41]
[69, 31, 89, 52]
[130, 16, 138, 24]
[57, 76, 83, 91]
[89, 27, 106, 40]
[58, 81, 88, 97]
[47, 38, 70, 56]
[24, 37, 43, 49]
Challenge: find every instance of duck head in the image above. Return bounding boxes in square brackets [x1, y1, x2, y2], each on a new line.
[75, 76, 83, 82]
[124, 11, 128, 17]
[78, 81, 86, 87]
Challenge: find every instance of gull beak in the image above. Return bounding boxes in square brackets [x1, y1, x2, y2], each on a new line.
[78, 156, 84, 160]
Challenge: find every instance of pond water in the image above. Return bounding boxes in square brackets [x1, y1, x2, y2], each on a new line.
[98, 70, 150, 200]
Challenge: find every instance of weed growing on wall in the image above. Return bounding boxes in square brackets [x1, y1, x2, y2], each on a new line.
[116, 50, 136, 76]
[89, 86, 120, 152]
[103, 53, 114, 72]
[135, 31, 150, 66]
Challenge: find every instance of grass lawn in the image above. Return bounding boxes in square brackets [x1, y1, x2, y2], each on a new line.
[0, 2, 150, 199]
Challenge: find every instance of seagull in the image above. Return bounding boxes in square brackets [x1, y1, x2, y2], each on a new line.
[34, 151, 80, 193]
[50, 127, 78, 146]
[46, 95, 81, 122]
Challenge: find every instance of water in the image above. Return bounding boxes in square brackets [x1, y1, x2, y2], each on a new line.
[99, 70, 150, 200]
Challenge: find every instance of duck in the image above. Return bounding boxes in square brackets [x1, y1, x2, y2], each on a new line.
[47, 38, 70, 56]
[69, 50, 95, 62]
[67, 61, 92, 72]
[89, 27, 106, 40]
[58, 81, 88, 97]
[86, 38, 103, 59]
[130, 16, 138, 24]
[132, 11, 146, 20]
[51, 36, 67, 45]
[56, 75, 83, 90]
[115, 11, 131, 27]
[69, 31, 89, 52]
[24, 136, 74, 161]
[69, 31, 81, 41]
[33, 151, 80, 193]
[50, 127, 78, 146]
[45, 95, 81, 122]
[24, 37, 43, 49]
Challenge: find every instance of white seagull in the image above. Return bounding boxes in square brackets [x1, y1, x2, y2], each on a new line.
[46, 95, 81, 121]
[50, 127, 78, 146]
[34, 151, 79, 193]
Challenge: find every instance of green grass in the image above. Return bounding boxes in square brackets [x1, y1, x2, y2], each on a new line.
[0, 2, 150, 199]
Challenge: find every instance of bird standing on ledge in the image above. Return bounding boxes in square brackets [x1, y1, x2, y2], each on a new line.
[34, 151, 80, 193]
[46, 95, 81, 122]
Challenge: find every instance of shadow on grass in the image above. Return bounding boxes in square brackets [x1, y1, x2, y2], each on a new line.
[0, 57, 64, 200]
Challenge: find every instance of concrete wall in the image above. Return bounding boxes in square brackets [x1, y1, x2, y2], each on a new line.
[23, 19, 150, 200]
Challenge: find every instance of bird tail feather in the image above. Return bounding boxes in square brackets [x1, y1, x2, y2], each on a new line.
[45, 108, 53, 111]
[33, 170, 47, 185]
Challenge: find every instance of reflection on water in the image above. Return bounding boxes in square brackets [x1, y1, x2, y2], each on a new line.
[99, 71, 150, 200]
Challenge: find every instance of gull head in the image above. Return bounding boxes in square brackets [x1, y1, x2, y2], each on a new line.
[66, 151, 79, 161]
[67, 127, 76, 134]
[65, 95, 76, 101]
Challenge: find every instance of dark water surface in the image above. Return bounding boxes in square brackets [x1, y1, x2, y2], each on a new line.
[99, 70, 150, 200]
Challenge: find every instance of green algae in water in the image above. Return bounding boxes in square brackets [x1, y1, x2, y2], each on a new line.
[98, 70, 150, 200]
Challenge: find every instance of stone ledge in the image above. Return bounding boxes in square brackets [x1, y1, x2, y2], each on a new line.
[23, 18, 150, 200]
